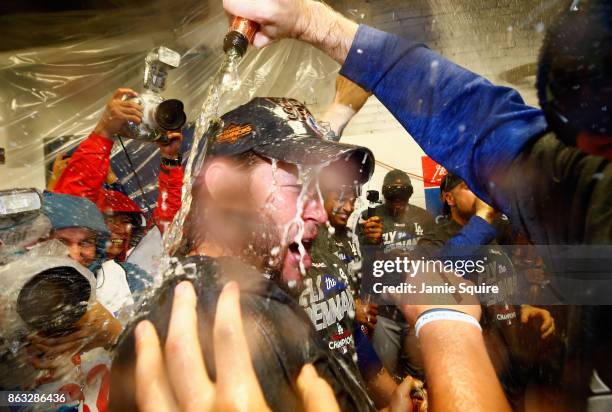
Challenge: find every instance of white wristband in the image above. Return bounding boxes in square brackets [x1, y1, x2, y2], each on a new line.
[415, 309, 482, 338]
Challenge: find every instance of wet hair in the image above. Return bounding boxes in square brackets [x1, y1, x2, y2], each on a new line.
[537, 1, 612, 144]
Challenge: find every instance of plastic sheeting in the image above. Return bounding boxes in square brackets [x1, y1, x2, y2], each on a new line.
[0, 0, 340, 200]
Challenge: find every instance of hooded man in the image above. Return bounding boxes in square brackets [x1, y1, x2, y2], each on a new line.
[110, 97, 378, 411]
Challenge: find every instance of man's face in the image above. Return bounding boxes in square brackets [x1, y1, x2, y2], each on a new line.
[320, 161, 360, 229]
[444, 182, 477, 221]
[384, 177, 411, 217]
[105, 214, 133, 260]
[51, 227, 97, 267]
[249, 161, 327, 288]
[323, 189, 356, 228]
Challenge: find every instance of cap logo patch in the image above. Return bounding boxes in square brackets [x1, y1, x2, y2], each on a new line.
[267, 98, 311, 121]
[217, 123, 252, 144]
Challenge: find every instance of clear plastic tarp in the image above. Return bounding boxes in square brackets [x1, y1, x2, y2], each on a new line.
[1, 0, 600, 411]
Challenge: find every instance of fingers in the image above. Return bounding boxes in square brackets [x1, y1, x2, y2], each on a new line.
[165, 281, 213, 410]
[540, 316, 555, 339]
[30, 336, 88, 357]
[213, 282, 266, 405]
[297, 364, 340, 412]
[134, 320, 177, 412]
[119, 105, 144, 117]
[389, 374, 424, 412]
[166, 131, 183, 140]
[253, 32, 274, 49]
[113, 88, 138, 98]
[363, 220, 381, 228]
[520, 306, 530, 324]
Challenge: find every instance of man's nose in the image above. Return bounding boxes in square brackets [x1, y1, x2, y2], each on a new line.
[343, 198, 355, 215]
[67, 244, 82, 264]
[303, 197, 327, 224]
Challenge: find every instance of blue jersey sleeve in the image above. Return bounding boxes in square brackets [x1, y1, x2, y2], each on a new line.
[440, 216, 497, 257]
[340, 25, 548, 211]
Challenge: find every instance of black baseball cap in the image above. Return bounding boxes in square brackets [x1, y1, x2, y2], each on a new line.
[207, 97, 375, 183]
[439, 172, 464, 215]
[439, 172, 463, 194]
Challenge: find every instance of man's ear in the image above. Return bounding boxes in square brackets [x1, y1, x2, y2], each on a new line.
[203, 158, 248, 204]
[443, 191, 455, 207]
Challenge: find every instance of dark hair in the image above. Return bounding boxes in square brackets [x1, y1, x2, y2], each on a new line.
[537, 1, 612, 144]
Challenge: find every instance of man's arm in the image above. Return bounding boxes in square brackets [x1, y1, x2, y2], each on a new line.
[339, 25, 547, 208]
[223, 0, 546, 210]
[54, 88, 142, 202]
[53, 133, 115, 202]
[418, 321, 510, 412]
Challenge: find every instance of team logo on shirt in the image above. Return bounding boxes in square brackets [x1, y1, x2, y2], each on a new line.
[414, 223, 424, 236]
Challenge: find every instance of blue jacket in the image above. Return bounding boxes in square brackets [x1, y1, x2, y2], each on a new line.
[341, 25, 612, 245]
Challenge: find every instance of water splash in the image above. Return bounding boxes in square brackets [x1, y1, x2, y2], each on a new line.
[162, 49, 243, 265]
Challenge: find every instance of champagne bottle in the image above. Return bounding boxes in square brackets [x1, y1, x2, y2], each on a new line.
[223, 17, 259, 57]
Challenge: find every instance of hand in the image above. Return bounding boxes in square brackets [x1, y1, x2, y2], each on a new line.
[106, 167, 119, 185]
[157, 131, 183, 160]
[362, 216, 383, 244]
[47, 152, 71, 191]
[321, 75, 372, 137]
[29, 302, 122, 357]
[355, 299, 378, 330]
[474, 197, 498, 224]
[26, 302, 121, 385]
[520, 305, 555, 339]
[388, 375, 428, 412]
[222, 0, 357, 63]
[134, 281, 340, 412]
[223, 0, 313, 48]
[93, 88, 143, 139]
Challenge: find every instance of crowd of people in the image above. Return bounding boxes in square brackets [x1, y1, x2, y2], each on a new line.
[0, 0, 610, 411]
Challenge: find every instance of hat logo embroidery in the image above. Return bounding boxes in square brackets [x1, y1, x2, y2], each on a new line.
[267, 98, 310, 121]
[217, 124, 253, 144]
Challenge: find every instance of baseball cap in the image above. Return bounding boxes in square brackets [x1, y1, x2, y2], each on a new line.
[439, 172, 464, 194]
[207, 97, 375, 183]
[439, 172, 464, 215]
[382, 169, 412, 187]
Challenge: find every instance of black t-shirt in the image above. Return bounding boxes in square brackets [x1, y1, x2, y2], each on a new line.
[109, 256, 375, 412]
[419, 218, 521, 322]
[300, 230, 362, 380]
[498, 133, 612, 405]
[358, 203, 435, 253]
[357, 203, 435, 320]
[328, 227, 362, 296]
[498, 133, 611, 245]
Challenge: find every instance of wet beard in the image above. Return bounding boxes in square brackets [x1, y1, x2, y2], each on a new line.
[216, 209, 288, 287]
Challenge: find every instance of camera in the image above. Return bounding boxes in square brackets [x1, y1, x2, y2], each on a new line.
[0, 188, 50, 260]
[366, 190, 381, 218]
[120, 46, 187, 142]
[0, 189, 97, 388]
